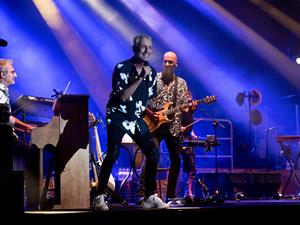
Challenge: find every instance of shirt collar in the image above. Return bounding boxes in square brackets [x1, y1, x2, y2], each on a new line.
[0, 82, 7, 91]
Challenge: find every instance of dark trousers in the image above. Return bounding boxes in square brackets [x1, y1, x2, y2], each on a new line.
[97, 124, 159, 198]
[181, 146, 195, 173]
[0, 126, 40, 209]
[137, 124, 181, 199]
[180, 133, 196, 174]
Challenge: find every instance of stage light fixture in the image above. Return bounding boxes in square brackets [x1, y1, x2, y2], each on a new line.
[235, 92, 245, 106]
[235, 89, 263, 125]
[250, 109, 262, 125]
[249, 89, 262, 106]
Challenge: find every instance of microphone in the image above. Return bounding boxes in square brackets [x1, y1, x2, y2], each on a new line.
[133, 61, 150, 80]
[0, 39, 8, 47]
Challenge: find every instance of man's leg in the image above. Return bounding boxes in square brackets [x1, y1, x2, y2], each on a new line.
[165, 135, 181, 200]
[135, 133, 161, 203]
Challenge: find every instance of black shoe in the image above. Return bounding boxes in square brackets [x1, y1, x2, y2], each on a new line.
[184, 196, 194, 204]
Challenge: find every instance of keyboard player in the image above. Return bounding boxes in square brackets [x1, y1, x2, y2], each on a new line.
[0, 58, 39, 210]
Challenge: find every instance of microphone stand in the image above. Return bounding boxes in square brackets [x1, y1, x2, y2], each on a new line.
[200, 108, 225, 204]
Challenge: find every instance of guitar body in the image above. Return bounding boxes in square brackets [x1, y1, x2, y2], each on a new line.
[89, 113, 115, 191]
[143, 101, 174, 133]
[143, 95, 217, 133]
[89, 113, 128, 206]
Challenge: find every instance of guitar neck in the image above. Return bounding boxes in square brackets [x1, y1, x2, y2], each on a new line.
[165, 99, 204, 116]
[93, 126, 103, 162]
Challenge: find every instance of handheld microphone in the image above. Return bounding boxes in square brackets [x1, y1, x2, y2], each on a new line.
[134, 61, 150, 80]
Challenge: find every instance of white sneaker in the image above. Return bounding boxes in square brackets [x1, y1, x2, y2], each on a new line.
[168, 198, 184, 207]
[92, 194, 109, 211]
[142, 194, 170, 209]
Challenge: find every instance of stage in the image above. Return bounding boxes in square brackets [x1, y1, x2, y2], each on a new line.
[3, 199, 300, 225]
[2, 1, 300, 224]
[3, 167, 300, 224]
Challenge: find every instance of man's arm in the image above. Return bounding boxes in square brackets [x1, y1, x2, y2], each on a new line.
[120, 75, 144, 102]
[10, 116, 34, 133]
[120, 66, 152, 102]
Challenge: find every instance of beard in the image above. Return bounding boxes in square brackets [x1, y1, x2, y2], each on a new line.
[162, 69, 174, 85]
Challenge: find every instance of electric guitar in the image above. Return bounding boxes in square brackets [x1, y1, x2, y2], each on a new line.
[143, 95, 216, 133]
[89, 112, 115, 191]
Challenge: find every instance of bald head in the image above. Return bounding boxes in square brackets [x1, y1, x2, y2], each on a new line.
[163, 51, 177, 64]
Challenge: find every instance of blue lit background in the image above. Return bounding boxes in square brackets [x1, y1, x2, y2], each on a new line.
[1, 0, 300, 176]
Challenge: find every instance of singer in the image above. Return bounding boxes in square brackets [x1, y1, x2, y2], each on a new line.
[92, 33, 168, 211]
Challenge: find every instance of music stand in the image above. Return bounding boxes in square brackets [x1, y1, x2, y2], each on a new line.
[200, 109, 225, 204]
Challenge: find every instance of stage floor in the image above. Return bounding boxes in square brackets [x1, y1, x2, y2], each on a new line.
[3, 199, 300, 225]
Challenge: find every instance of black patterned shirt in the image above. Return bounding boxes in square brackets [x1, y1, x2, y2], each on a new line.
[106, 57, 157, 135]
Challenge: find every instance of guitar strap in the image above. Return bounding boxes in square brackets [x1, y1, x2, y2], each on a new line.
[173, 76, 178, 106]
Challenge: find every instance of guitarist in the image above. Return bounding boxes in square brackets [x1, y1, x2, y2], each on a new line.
[137, 51, 197, 204]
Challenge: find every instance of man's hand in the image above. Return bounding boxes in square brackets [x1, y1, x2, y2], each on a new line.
[180, 126, 186, 133]
[25, 124, 35, 133]
[141, 66, 152, 79]
[12, 116, 35, 133]
[190, 100, 197, 111]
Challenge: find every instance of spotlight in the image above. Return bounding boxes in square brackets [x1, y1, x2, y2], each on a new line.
[236, 89, 263, 125]
[296, 57, 300, 65]
[235, 89, 262, 106]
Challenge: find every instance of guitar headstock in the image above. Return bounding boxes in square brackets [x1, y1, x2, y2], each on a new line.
[89, 112, 99, 128]
[89, 112, 105, 128]
[204, 95, 217, 104]
[89, 112, 96, 123]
